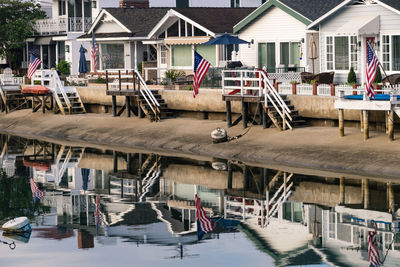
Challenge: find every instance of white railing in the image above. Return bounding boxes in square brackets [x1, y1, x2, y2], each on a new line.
[279, 83, 292, 95]
[297, 84, 313, 95]
[317, 84, 331, 96]
[134, 69, 161, 119]
[34, 17, 92, 35]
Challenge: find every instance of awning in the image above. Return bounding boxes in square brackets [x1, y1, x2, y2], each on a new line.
[164, 36, 211, 45]
[26, 38, 35, 42]
[336, 15, 380, 36]
[33, 37, 55, 45]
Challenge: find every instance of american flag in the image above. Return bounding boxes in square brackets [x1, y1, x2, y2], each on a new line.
[195, 194, 213, 240]
[193, 51, 211, 98]
[30, 178, 44, 202]
[27, 54, 41, 79]
[368, 223, 381, 267]
[366, 42, 379, 99]
[91, 32, 99, 74]
[94, 194, 102, 225]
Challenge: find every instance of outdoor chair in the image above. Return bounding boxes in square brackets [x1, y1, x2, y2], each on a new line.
[383, 74, 400, 85]
[301, 72, 314, 83]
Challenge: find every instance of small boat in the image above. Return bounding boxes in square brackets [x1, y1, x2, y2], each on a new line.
[211, 128, 227, 143]
[2, 217, 31, 233]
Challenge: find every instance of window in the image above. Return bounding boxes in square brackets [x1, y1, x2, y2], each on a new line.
[100, 43, 124, 70]
[280, 42, 300, 68]
[176, 0, 189, 8]
[280, 42, 289, 66]
[172, 45, 191, 66]
[195, 45, 216, 66]
[58, 0, 66, 16]
[231, 0, 240, 7]
[350, 36, 358, 70]
[326, 36, 333, 70]
[160, 45, 167, 65]
[258, 42, 275, 72]
[382, 35, 390, 70]
[392, 35, 400, 71]
[326, 36, 357, 71]
[334, 36, 349, 70]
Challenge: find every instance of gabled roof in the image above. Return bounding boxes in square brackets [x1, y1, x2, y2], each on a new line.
[307, 0, 400, 29]
[173, 8, 255, 34]
[234, 0, 345, 33]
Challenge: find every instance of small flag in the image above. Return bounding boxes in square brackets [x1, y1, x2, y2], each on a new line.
[193, 51, 211, 98]
[366, 42, 380, 99]
[368, 222, 381, 267]
[27, 54, 41, 79]
[94, 194, 102, 225]
[91, 32, 99, 74]
[195, 194, 213, 240]
[30, 178, 44, 203]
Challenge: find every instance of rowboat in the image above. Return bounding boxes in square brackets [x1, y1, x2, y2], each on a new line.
[2, 217, 31, 233]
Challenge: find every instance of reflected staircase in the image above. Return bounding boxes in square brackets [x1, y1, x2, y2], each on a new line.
[55, 145, 85, 185]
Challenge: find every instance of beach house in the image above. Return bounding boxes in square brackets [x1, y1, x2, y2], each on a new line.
[233, 0, 344, 82]
[307, 0, 400, 84]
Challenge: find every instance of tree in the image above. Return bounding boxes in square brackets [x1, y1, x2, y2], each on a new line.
[347, 67, 357, 84]
[374, 67, 382, 84]
[0, 0, 45, 67]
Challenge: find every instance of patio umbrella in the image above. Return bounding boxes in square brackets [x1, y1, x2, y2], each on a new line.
[308, 34, 318, 74]
[202, 33, 250, 61]
[79, 45, 88, 74]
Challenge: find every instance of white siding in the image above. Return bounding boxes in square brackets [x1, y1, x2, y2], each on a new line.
[190, 0, 229, 7]
[241, 0, 263, 8]
[237, 6, 307, 68]
[149, 0, 176, 7]
[319, 4, 400, 83]
[95, 14, 128, 33]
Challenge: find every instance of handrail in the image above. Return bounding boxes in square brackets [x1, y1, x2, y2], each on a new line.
[52, 71, 72, 113]
[57, 147, 72, 182]
[133, 69, 161, 120]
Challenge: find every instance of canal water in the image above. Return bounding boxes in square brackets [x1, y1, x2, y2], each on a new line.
[0, 134, 399, 267]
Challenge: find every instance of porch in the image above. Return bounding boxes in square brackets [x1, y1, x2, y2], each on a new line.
[34, 17, 92, 35]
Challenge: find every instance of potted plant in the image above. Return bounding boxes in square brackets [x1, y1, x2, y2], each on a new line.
[347, 67, 359, 95]
[311, 79, 318, 95]
[373, 68, 382, 94]
[55, 60, 71, 81]
[164, 69, 186, 84]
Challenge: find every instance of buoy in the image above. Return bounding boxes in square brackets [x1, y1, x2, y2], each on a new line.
[211, 128, 227, 143]
[2, 217, 31, 233]
[212, 161, 227, 171]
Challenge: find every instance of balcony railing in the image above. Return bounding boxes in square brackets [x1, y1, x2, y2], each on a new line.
[34, 17, 92, 35]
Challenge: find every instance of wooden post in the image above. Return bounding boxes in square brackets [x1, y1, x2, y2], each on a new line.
[312, 83, 318, 95]
[243, 166, 249, 190]
[106, 70, 109, 92]
[363, 110, 369, 141]
[330, 83, 336, 96]
[127, 153, 132, 173]
[113, 151, 118, 172]
[388, 182, 394, 213]
[126, 96, 131, 117]
[112, 95, 117, 116]
[291, 82, 297, 95]
[363, 179, 370, 209]
[226, 101, 232, 127]
[339, 177, 345, 205]
[227, 162, 232, 189]
[338, 109, 344, 137]
[360, 110, 363, 132]
[258, 102, 263, 125]
[388, 110, 394, 141]
[242, 100, 248, 129]
[118, 70, 121, 91]
[42, 95, 45, 113]
[262, 105, 267, 129]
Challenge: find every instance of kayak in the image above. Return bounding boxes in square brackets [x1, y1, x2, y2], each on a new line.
[2, 217, 31, 233]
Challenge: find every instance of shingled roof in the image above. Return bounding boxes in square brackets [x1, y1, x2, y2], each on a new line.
[104, 8, 169, 36]
[234, 0, 345, 33]
[173, 8, 255, 34]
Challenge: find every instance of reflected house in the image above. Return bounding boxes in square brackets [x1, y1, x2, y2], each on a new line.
[0, 135, 27, 178]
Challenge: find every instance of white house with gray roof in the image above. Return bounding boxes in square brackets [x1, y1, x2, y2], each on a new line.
[308, 0, 400, 84]
[233, 0, 343, 80]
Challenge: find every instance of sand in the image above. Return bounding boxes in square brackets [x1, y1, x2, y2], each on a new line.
[1, 110, 400, 179]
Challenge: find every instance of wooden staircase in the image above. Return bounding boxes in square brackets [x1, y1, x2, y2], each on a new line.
[56, 92, 86, 114]
[0, 84, 30, 113]
[263, 95, 306, 130]
[138, 90, 173, 121]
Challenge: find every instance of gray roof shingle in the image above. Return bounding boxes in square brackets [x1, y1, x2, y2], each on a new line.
[279, 0, 345, 21]
[379, 0, 400, 12]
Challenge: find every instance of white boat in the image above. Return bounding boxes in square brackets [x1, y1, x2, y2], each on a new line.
[2, 217, 31, 233]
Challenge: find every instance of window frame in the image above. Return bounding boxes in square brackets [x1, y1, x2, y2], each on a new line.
[325, 35, 358, 72]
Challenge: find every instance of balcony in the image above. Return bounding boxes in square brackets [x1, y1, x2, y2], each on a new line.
[34, 17, 92, 35]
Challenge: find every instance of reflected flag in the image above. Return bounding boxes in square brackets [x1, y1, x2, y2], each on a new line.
[193, 51, 211, 98]
[195, 194, 213, 240]
[94, 194, 101, 225]
[27, 54, 41, 79]
[366, 42, 379, 99]
[30, 178, 44, 202]
[368, 222, 381, 267]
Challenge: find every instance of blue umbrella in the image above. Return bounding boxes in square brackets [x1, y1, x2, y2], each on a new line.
[202, 33, 249, 45]
[79, 45, 88, 74]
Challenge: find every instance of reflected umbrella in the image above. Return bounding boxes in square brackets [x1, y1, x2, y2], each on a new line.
[81, 168, 90, 191]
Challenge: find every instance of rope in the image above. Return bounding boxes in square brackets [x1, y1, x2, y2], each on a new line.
[0, 239, 16, 250]
[227, 102, 260, 142]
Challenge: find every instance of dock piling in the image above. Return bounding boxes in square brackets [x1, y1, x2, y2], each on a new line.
[388, 110, 394, 141]
[112, 96, 117, 117]
[242, 100, 248, 129]
[226, 101, 232, 127]
[338, 109, 344, 137]
[363, 110, 369, 141]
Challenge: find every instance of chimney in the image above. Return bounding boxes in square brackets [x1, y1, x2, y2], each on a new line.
[119, 0, 149, 8]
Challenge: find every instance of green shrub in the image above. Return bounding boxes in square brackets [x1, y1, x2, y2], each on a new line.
[55, 60, 71, 76]
[95, 77, 106, 84]
[347, 67, 357, 84]
[33, 80, 41, 85]
[186, 85, 193, 91]
[145, 80, 151, 85]
[165, 69, 185, 82]
[374, 68, 382, 84]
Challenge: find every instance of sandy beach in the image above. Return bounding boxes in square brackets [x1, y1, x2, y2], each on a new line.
[1, 110, 400, 179]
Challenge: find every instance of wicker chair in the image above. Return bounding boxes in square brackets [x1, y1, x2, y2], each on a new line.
[383, 74, 400, 85]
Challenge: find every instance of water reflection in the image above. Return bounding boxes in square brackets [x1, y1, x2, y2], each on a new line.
[0, 134, 399, 266]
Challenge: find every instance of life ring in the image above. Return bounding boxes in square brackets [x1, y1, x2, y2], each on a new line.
[21, 85, 50, 95]
[2, 217, 31, 233]
[211, 128, 227, 143]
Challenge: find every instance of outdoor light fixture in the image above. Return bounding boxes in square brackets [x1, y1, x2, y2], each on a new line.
[65, 45, 70, 53]
[92, 1, 97, 8]
[358, 41, 361, 47]
[301, 38, 304, 43]
[248, 39, 254, 48]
